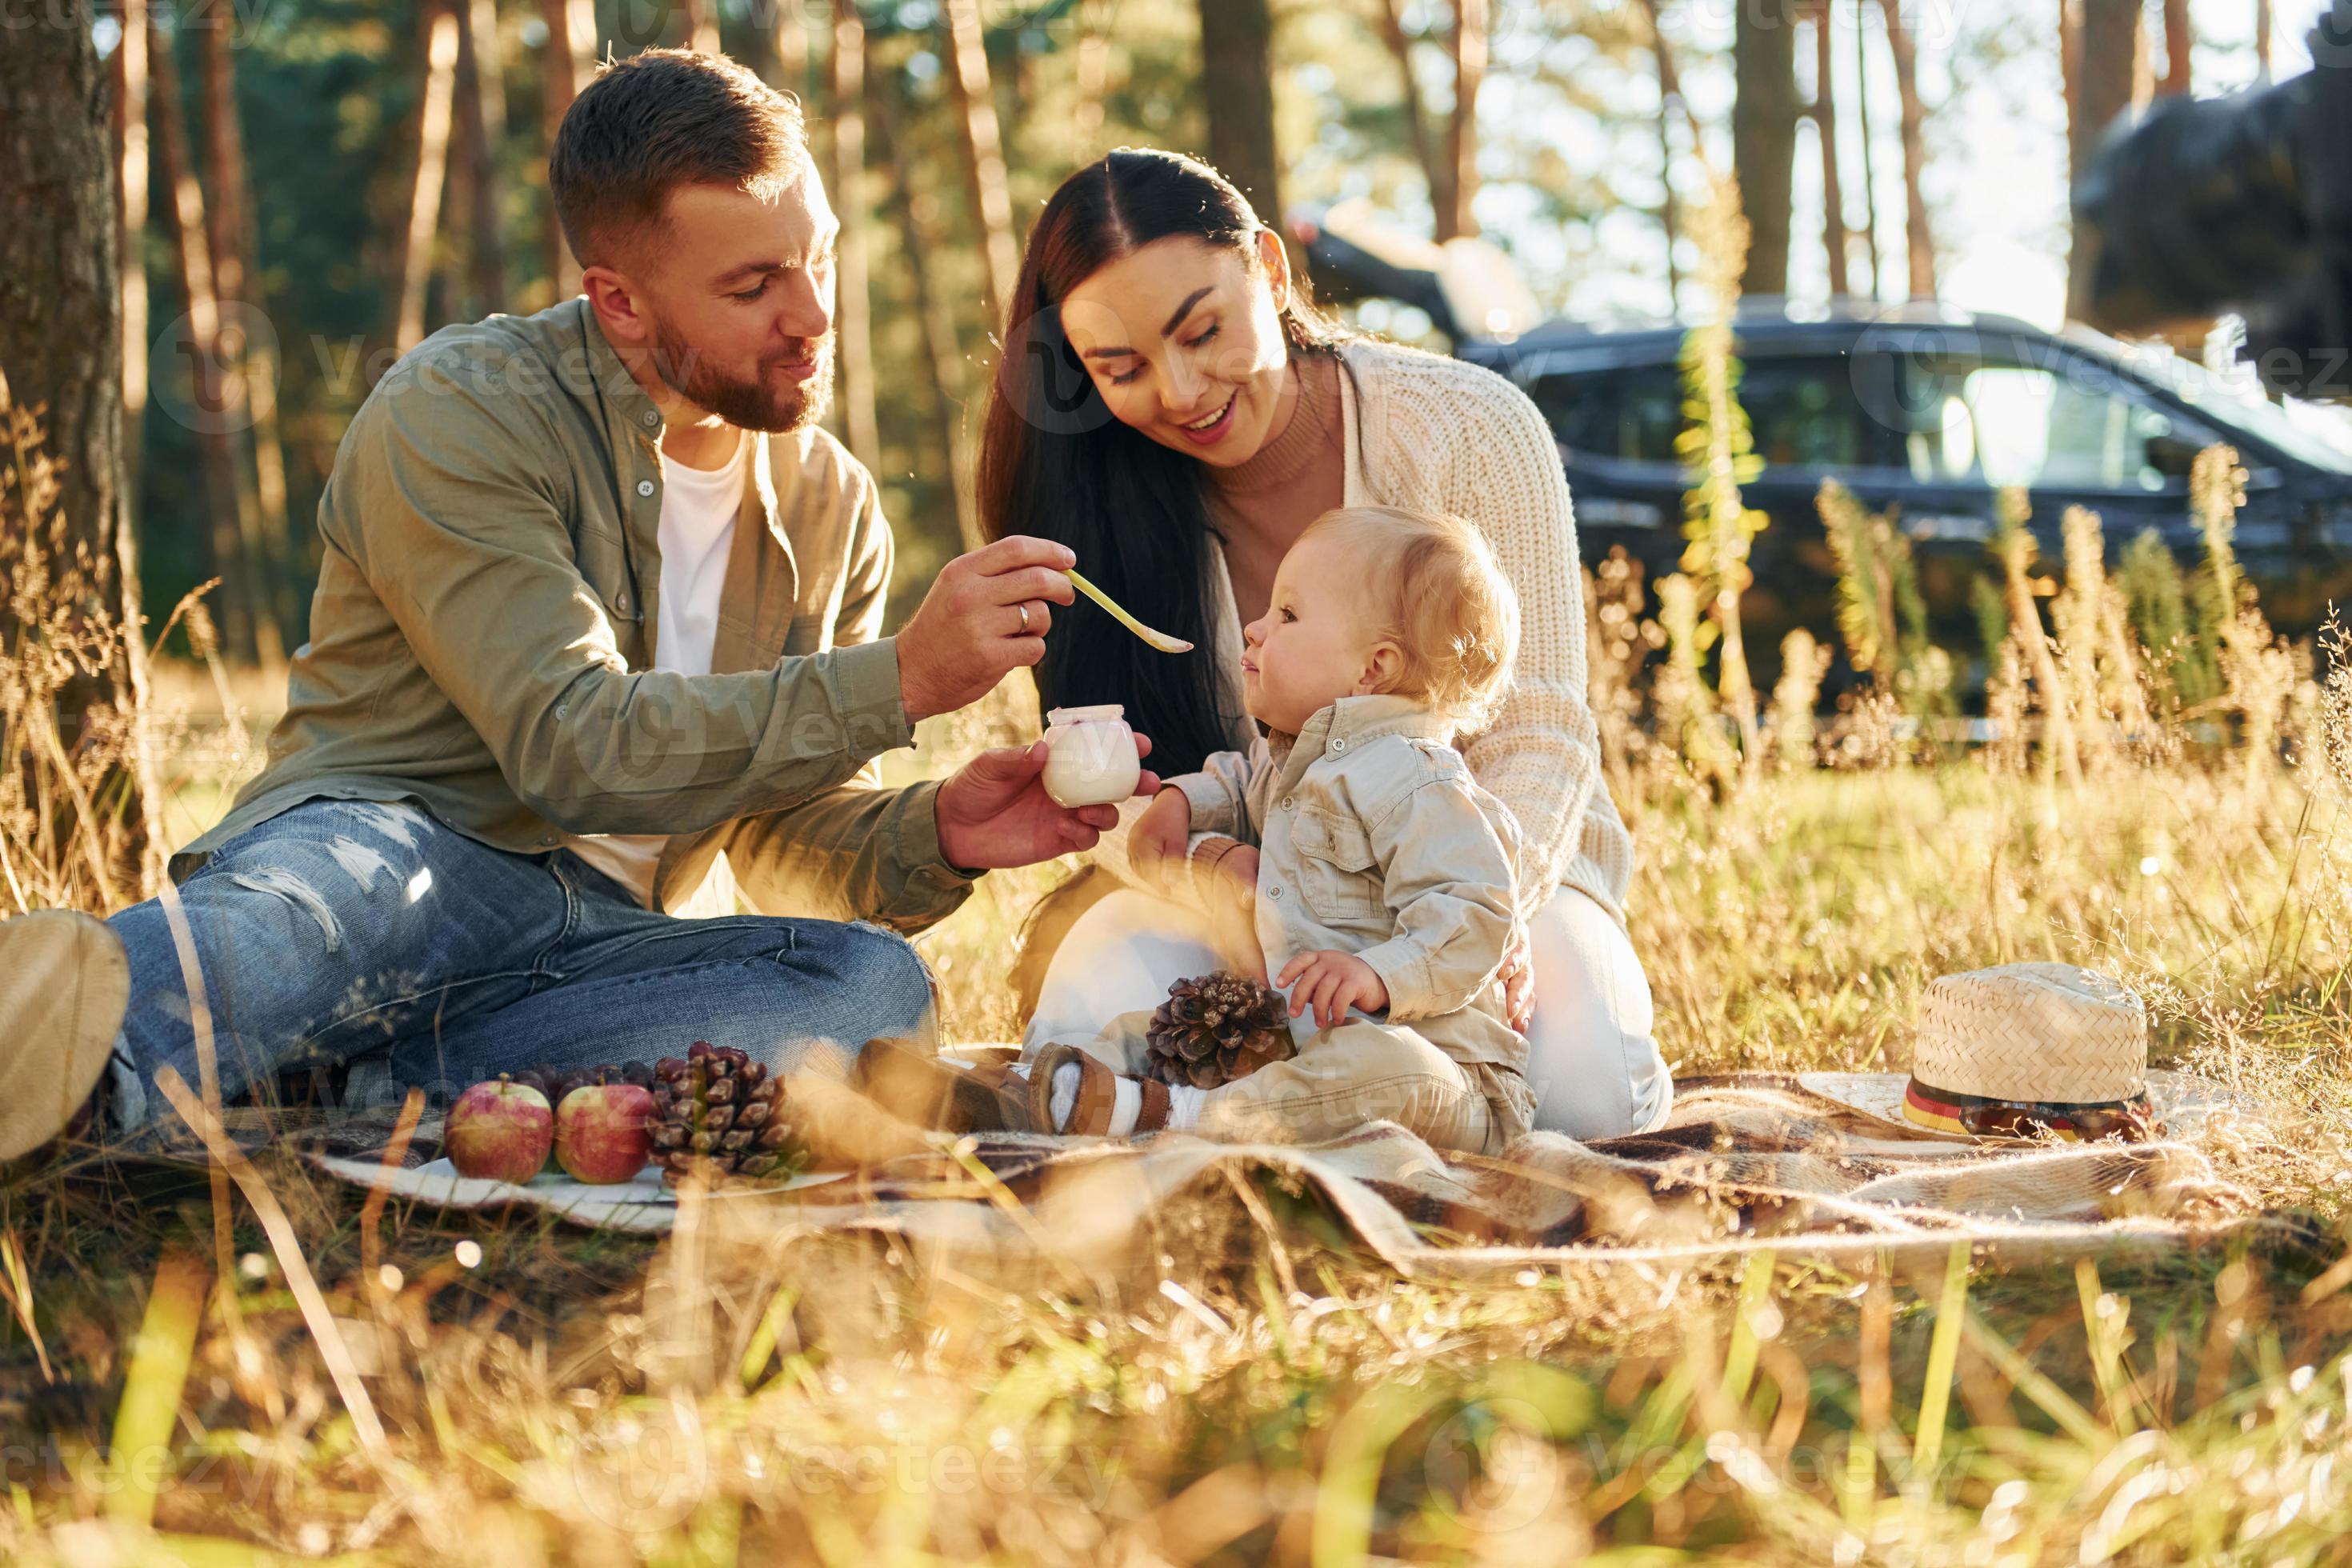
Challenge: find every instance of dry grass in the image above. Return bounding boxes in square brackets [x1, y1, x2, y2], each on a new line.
[0, 670, 2331, 1562]
[8, 398, 2352, 1557]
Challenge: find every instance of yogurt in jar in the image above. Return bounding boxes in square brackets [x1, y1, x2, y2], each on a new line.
[1042, 704, 1142, 807]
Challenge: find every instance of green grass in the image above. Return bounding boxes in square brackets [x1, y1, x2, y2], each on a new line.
[3, 674, 2351, 1562]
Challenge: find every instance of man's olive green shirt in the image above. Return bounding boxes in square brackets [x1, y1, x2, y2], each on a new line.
[181, 298, 978, 931]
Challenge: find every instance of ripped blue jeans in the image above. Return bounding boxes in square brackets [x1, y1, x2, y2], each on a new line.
[102, 798, 936, 1134]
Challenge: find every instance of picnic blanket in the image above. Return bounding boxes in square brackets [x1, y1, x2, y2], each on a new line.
[278, 1066, 2288, 1275]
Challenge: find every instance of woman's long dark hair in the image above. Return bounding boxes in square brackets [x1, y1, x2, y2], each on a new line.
[978, 149, 1345, 775]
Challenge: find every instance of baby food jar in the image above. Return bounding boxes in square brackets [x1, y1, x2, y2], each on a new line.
[1042, 704, 1142, 808]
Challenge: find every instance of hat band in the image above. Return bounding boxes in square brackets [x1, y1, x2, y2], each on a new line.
[1902, 1078, 2158, 1142]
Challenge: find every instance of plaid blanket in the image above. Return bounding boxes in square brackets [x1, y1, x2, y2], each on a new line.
[288, 1070, 2272, 1274]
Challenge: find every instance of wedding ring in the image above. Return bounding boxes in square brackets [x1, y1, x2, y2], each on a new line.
[1017, 602, 1032, 635]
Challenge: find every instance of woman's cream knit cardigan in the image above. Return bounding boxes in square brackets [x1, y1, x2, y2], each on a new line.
[1090, 335, 1635, 926]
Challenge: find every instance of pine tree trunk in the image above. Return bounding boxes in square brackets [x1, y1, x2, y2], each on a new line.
[1375, 0, 1445, 238]
[1635, 0, 1706, 303]
[1852, 4, 1880, 296]
[1877, 0, 1934, 300]
[398, 6, 463, 353]
[944, 0, 1018, 333]
[772, 0, 809, 94]
[1732, 0, 1798, 296]
[1438, 0, 1485, 240]
[1811, 0, 1850, 298]
[199, 21, 250, 310]
[0, 1, 166, 896]
[2067, 0, 2147, 317]
[152, 18, 262, 664]
[1072, 0, 1111, 165]
[873, 70, 982, 552]
[114, 0, 152, 494]
[442, 39, 478, 319]
[1197, 0, 1283, 227]
[540, 0, 593, 298]
[1654, 38, 1681, 302]
[2058, 0, 2081, 155]
[458, 0, 510, 312]
[2159, 0, 2191, 94]
[829, 0, 880, 476]
[198, 15, 288, 666]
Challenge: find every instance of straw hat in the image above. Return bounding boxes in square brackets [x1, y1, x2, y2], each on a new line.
[1799, 962, 2225, 1143]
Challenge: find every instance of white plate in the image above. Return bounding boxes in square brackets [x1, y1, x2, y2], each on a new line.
[405, 1158, 847, 1203]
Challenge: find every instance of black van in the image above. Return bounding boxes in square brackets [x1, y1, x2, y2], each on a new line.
[1455, 301, 2352, 666]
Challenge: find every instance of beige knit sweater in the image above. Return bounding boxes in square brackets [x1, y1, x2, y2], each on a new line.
[1092, 335, 1635, 925]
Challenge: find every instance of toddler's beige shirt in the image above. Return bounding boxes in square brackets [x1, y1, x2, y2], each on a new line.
[1164, 695, 1530, 1091]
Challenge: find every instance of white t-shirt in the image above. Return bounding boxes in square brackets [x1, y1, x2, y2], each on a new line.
[567, 428, 746, 906]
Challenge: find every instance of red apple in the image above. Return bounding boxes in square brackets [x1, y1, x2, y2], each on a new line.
[445, 1075, 554, 1183]
[555, 1076, 657, 1184]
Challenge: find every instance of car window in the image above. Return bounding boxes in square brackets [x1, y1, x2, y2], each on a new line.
[1528, 366, 1682, 464]
[1895, 356, 2225, 491]
[1529, 354, 1867, 470]
[1740, 358, 1869, 468]
[2135, 347, 2352, 476]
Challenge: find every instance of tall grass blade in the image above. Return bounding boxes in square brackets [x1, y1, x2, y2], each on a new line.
[1911, 1240, 1970, 1478]
[103, 1252, 205, 1530]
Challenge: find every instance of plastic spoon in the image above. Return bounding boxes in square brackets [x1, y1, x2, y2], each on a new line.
[1065, 568, 1195, 654]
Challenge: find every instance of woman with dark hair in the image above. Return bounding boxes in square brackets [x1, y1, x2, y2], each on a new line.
[979, 149, 1670, 1142]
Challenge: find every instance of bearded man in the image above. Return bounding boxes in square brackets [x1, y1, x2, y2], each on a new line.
[0, 50, 1150, 1156]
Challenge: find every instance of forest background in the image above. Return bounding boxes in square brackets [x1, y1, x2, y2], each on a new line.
[82, 0, 2351, 678]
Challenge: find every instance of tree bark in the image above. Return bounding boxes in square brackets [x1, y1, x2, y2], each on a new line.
[772, 0, 809, 94]
[1853, 2, 1880, 296]
[1072, 0, 1111, 165]
[0, 0, 165, 896]
[199, 13, 290, 666]
[2067, 0, 2147, 316]
[684, 0, 721, 53]
[1438, 0, 1485, 240]
[1634, 0, 1714, 302]
[1374, 0, 1446, 238]
[540, 0, 593, 297]
[199, 18, 251, 310]
[944, 0, 1018, 333]
[1654, 27, 1682, 302]
[398, 6, 464, 353]
[1198, 0, 1284, 227]
[873, 70, 982, 552]
[152, 16, 263, 664]
[1731, 0, 1799, 296]
[114, 0, 151, 493]
[458, 0, 509, 312]
[829, 0, 880, 476]
[1878, 0, 1934, 299]
[2158, 0, 2191, 94]
[1810, 0, 1850, 298]
[2058, 0, 2080, 155]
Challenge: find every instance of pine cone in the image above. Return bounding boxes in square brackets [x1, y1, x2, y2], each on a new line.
[1142, 972, 1295, 1089]
[646, 1042, 808, 1187]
